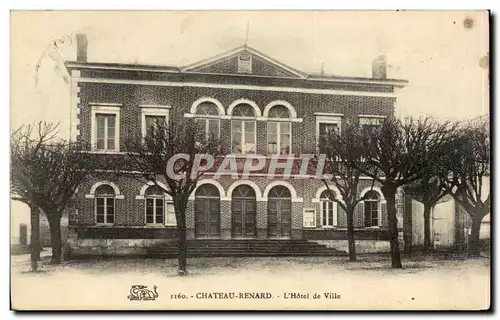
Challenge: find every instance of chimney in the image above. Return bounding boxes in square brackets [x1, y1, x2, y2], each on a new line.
[372, 55, 387, 79]
[76, 34, 88, 63]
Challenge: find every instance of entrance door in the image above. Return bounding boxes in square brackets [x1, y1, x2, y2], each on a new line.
[231, 185, 257, 238]
[194, 184, 220, 238]
[267, 186, 292, 238]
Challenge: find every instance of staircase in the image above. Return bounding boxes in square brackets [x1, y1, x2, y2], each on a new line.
[145, 239, 347, 257]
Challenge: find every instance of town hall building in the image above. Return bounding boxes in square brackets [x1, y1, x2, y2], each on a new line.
[64, 34, 410, 257]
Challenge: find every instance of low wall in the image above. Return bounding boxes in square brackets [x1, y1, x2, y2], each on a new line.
[311, 240, 405, 254]
[66, 238, 177, 257]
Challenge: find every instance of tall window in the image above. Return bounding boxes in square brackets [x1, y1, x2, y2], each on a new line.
[195, 102, 220, 140]
[145, 186, 165, 225]
[359, 117, 384, 136]
[316, 116, 341, 153]
[95, 185, 115, 224]
[364, 190, 380, 227]
[231, 104, 256, 154]
[141, 106, 170, 139]
[320, 190, 337, 227]
[96, 114, 116, 151]
[91, 104, 121, 152]
[144, 115, 165, 135]
[267, 105, 291, 155]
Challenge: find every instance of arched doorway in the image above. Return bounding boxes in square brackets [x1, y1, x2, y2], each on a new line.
[231, 185, 257, 238]
[267, 186, 292, 238]
[194, 184, 220, 238]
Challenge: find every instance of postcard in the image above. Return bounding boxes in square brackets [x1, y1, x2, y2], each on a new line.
[10, 10, 490, 311]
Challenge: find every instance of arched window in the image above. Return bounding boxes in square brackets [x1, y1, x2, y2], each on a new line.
[320, 189, 337, 227]
[267, 105, 291, 155]
[196, 102, 220, 139]
[267, 186, 292, 238]
[231, 104, 256, 154]
[145, 185, 165, 225]
[95, 184, 115, 224]
[364, 190, 380, 227]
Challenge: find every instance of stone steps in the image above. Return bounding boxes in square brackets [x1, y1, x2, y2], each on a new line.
[145, 240, 347, 257]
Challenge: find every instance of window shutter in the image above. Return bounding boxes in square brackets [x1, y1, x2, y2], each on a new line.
[332, 203, 338, 227]
[303, 209, 316, 228]
[355, 203, 364, 228]
[381, 200, 388, 227]
[337, 204, 347, 228]
[396, 198, 404, 229]
[165, 202, 176, 226]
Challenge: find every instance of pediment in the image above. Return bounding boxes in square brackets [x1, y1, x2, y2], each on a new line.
[182, 46, 305, 78]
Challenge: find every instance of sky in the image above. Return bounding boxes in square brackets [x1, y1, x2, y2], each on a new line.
[10, 11, 489, 139]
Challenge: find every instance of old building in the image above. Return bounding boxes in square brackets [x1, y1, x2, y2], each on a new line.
[64, 35, 409, 256]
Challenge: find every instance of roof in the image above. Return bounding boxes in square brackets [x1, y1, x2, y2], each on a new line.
[65, 45, 409, 88]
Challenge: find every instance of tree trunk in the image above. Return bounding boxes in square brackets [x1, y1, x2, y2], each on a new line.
[468, 215, 483, 257]
[383, 187, 403, 268]
[177, 224, 188, 275]
[346, 206, 356, 262]
[423, 204, 432, 252]
[403, 195, 412, 254]
[30, 204, 40, 272]
[48, 214, 62, 264]
[175, 197, 188, 276]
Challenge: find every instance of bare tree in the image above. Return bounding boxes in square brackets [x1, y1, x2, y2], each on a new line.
[11, 122, 89, 264]
[321, 123, 375, 262]
[348, 117, 456, 268]
[123, 117, 222, 275]
[445, 118, 490, 256]
[404, 175, 449, 252]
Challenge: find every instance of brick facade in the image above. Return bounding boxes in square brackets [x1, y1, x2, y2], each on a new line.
[65, 45, 408, 256]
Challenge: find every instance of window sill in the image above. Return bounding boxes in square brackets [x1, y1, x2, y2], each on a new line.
[144, 224, 167, 228]
[85, 150, 125, 155]
[306, 227, 387, 231]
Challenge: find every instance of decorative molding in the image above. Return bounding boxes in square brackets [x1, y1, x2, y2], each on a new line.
[314, 112, 345, 117]
[139, 104, 172, 109]
[190, 97, 225, 115]
[188, 179, 226, 200]
[88, 181, 123, 196]
[181, 45, 307, 79]
[359, 186, 384, 200]
[312, 185, 345, 204]
[89, 102, 123, 107]
[358, 114, 388, 119]
[75, 77, 399, 98]
[261, 180, 299, 201]
[136, 181, 170, 199]
[227, 98, 262, 117]
[263, 100, 298, 119]
[226, 180, 263, 201]
[66, 61, 408, 87]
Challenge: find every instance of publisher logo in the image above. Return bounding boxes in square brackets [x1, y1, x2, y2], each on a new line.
[127, 285, 159, 301]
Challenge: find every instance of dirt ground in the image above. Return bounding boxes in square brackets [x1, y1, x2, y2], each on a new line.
[10, 249, 491, 311]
